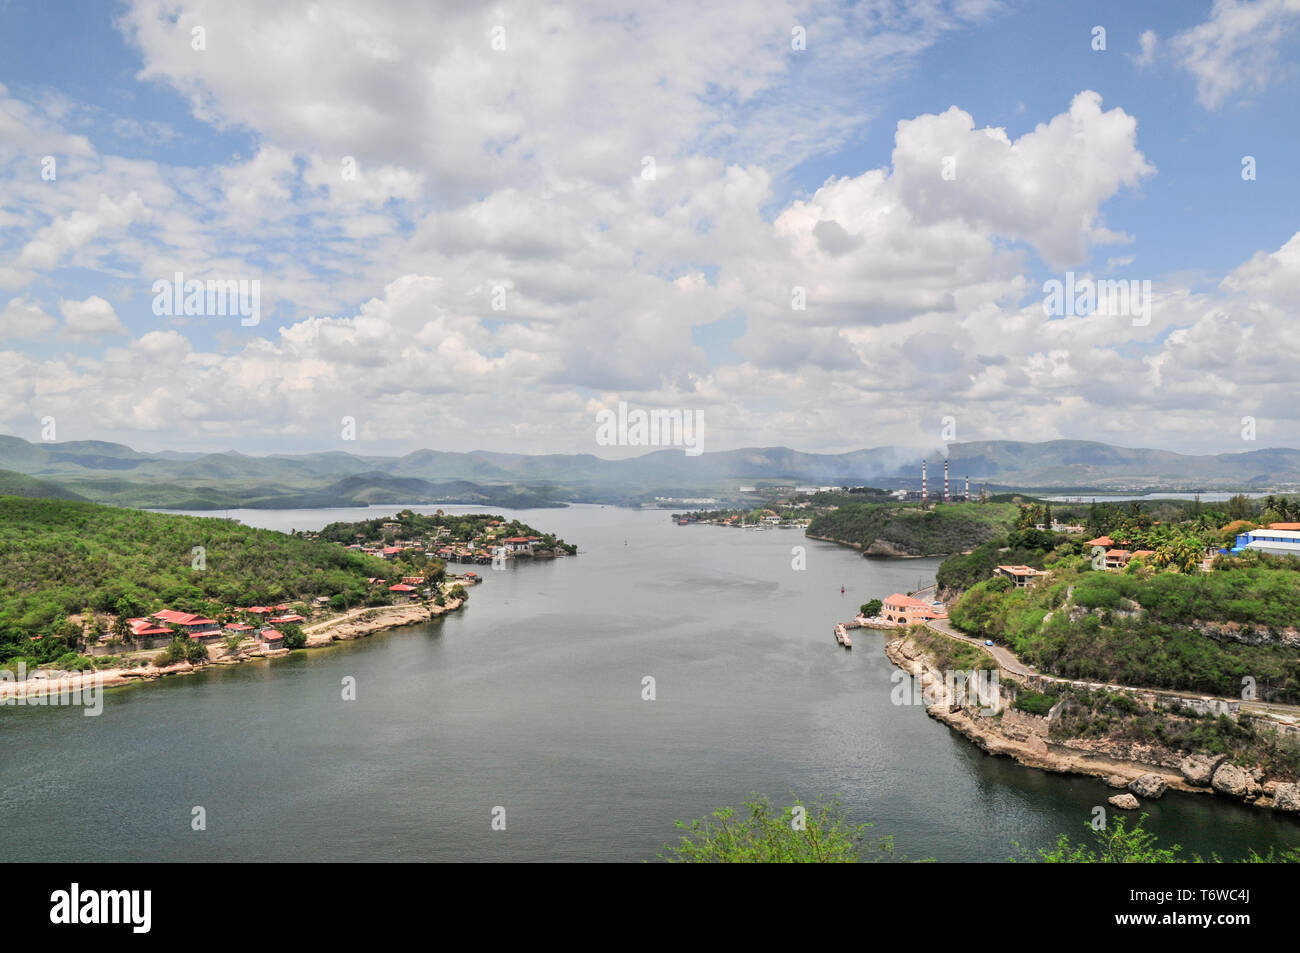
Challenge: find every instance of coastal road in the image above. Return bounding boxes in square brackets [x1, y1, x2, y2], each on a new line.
[923, 618, 1035, 678]
[921, 619, 1300, 722]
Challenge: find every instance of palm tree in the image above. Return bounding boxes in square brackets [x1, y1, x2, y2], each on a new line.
[1153, 545, 1174, 570]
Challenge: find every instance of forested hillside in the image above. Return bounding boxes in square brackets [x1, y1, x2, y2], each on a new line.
[0, 496, 392, 662]
[807, 501, 1019, 556]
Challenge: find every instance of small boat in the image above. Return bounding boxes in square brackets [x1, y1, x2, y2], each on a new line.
[840, 585, 845, 594]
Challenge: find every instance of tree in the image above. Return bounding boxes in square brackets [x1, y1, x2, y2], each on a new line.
[279, 624, 306, 649]
[110, 613, 132, 645]
[660, 794, 896, 863]
[860, 599, 882, 618]
[1227, 494, 1253, 522]
[1019, 815, 1181, 863]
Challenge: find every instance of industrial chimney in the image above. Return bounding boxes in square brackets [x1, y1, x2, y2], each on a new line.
[943, 459, 950, 504]
[921, 461, 927, 502]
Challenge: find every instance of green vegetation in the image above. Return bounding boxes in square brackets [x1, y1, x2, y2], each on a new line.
[860, 599, 882, 618]
[1039, 684, 1300, 778]
[1019, 814, 1300, 863]
[0, 468, 87, 501]
[313, 508, 577, 556]
[0, 496, 394, 664]
[949, 561, 1300, 703]
[1013, 690, 1057, 716]
[903, 624, 993, 673]
[936, 528, 1064, 590]
[153, 637, 210, 666]
[661, 798, 1300, 863]
[807, 501, 1020, 557]
[279, 624, 307, 649]
[660, 794, 898, 863]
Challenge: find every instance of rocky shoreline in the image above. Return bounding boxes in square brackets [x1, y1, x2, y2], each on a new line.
[884, 634, 1300, 817]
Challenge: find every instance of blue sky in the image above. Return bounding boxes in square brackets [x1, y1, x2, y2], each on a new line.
[1, 0, 1299, 456]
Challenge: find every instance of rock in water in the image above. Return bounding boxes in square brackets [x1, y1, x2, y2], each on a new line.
[1179, 753, 1226, 787]
[1273, 783, 1300, 813]
[1105, 774, 1129, 789]
[1211, 762, 1259, 799]
[1129, 774, 1168, 799]
[1109, 793, 1140, 810]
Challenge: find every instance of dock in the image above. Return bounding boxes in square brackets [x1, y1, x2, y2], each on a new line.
[834, 623, 852, 649]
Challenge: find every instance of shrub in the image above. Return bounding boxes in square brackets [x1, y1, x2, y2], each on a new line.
[1013, 690, 1056, 716]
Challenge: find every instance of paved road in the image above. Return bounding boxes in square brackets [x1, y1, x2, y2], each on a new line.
[923, 618, 1035, 678]
[921, 618, 1300, 722]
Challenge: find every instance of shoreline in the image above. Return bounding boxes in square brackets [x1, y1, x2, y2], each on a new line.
[0, 598, 467, 704]
[881, 632, 1300, 817]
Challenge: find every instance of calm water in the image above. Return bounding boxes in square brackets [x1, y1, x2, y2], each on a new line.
[3, 504, 1297, 862]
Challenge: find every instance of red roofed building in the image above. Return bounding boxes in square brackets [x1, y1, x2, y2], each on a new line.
[269, 614, 306, 624]
[388, 584, 416, 592]
[881, 593, 948, 625]
[245, 606, 273, 616]
[1105, 549, 1132, 569]
[259, 629, 285, 646]
[150, 610, 220, 636]
[1085, 536, 1114, 548]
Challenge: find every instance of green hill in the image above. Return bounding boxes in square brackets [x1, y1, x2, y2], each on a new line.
[949, 555, 1300, 703]
[0, 469, 87, 501]
[806, 502, 1020, 557]
[0, 496, 395, 663]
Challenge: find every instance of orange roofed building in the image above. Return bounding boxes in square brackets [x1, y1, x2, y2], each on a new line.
[881, 593, 948, 625]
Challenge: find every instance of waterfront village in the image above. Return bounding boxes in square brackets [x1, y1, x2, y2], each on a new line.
[66, 510, 577, 663]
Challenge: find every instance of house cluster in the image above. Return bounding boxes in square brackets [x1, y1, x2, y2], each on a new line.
[342, 519, 541, 565]
[117, 605, 306, 651]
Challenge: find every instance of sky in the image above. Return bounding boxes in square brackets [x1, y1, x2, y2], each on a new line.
[1, 0, 1299, 459]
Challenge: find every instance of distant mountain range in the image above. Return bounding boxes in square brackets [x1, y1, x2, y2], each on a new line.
[0, 435, 1296, 510]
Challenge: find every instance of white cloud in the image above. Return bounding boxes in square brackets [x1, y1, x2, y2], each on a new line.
[19, 192, 148, 270]
[0, 298, 58, 340]
[1171, 0, 1300, 108]
[1134, 29, 1158, 69]
[60, 296, 128, 339]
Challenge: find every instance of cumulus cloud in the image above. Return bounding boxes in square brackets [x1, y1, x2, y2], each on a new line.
[59, 296, 128, 339]
[0, 298, 58, 340]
